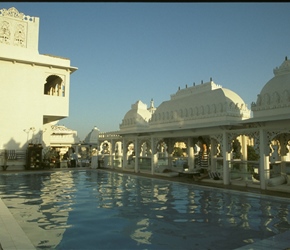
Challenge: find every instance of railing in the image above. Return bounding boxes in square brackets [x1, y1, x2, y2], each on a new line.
[138, 157, 151, 170]
[0, 149, 26, 170]
[227, 160, 259, 182]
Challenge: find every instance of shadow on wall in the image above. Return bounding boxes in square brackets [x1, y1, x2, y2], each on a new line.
[3, 129, 48, 150]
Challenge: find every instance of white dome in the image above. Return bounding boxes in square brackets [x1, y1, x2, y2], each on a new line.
[252, 57, 290, 118]
[149, 81, 250, 129]
[120, 100, 152, 132]
[84, 126, 100, 144]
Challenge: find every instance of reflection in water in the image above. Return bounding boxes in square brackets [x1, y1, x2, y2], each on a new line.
[0, 171, 75, 248]
[0, 170, 290, 249]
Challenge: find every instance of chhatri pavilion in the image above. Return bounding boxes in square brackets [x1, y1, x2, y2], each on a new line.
[94, 57, 290, 192]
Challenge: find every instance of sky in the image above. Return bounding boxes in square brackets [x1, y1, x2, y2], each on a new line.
[2, 2, 290, 140]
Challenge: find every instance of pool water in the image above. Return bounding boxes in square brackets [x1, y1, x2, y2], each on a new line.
[0, 170, 290, 249]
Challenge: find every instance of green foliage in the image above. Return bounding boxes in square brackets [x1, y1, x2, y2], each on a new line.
[232, 139, 241, 159]
[247, 145, 259, 161]
[43, 147, 58, 161]
[172, 147, 184, 157]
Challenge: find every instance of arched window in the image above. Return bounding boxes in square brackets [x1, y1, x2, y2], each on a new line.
[283, 90, 290, 103]
[44, 75, 64, 96]
[180, 109, 183, 118]
[158, 113, 161, 120]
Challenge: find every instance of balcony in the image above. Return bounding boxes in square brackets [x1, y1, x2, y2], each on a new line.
[43, 95, 69, 118]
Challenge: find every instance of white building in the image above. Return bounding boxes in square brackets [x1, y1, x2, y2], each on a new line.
[0, 7, 77, 169]
[99, 58, 290, 192]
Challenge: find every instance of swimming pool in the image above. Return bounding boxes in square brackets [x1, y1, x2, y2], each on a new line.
[0, 170, 290, 249]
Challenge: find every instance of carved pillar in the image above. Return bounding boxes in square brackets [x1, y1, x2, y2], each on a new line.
[134, 137, 139, 173]
[187, 137, 194, 171]
[164, 138, 174, 167]
[259, 129, 269, 190]
[222, 131, 231, 185]
[279, 134, 289, 175]
[110, 139, 114, 169]
[122, 138, 127, 169]
[150, 137, 158, 174]
[240, 135, 248, 180]
[241, 135, 247, 161]
[210, 137, 217, 171]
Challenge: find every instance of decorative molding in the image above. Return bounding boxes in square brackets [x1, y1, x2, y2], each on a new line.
[0, 7, 24, 20]
[0, 21, 10, 44]
[0, 7, 35, 22]
[273, 57, 290, 76]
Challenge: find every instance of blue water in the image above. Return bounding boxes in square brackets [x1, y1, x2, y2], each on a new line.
[0, 170, 290, 249]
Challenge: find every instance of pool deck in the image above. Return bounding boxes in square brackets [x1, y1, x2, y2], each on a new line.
[0, 167, 290, 249]
[0, 198, 35, 250]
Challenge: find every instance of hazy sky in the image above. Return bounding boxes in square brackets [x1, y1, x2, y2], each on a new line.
[2, 2, 290, 140]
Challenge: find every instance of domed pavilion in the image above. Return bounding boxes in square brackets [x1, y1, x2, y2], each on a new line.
[96, 57, 290, 193]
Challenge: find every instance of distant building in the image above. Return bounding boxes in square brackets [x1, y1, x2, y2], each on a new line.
[50, 124, 80, 157]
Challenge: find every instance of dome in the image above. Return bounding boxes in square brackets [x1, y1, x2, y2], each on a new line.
[252, 57, 290, 118]
[84, 126, 100, 145]
[149, 81, 250, 129]
[120, 100, 152, 132]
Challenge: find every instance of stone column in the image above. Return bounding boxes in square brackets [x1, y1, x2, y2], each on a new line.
[111, 139, 114, 169]
[241, 135, 247, 160]
[280, 136, 289, 176]
[167, 139, 174, 168]
[134, 137, 139, 173]
[151, 137, 155, 174]
[222, 131, 231, 185]
[259, 129, 270, 190]
[188, 138, 194, 171]
[210, 137, 217, 171]
[241, 135, 248, 180]
[122, 138, 127, 170]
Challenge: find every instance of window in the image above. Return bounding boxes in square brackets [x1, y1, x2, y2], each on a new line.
[44, 75, 64, 96]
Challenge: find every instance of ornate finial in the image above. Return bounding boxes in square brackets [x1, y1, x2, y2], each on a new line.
[0, 7, 24, 19]
[201, 80, 203, 84]
[178, 86, 180, 90]
[210, 77, 212, 82]
[150, 99, 154, 108]
[193, 82, 195, 86]
[273, 56, 290, 76]
[186, 84, 187, 88]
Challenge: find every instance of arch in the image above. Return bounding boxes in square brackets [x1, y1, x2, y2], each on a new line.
[100, 141, 111, 154]
[194, 107, 198, 116]
[256, 94, 262, 106]
[184, 108, 188, 118]
[282, 90, 290, 103]
[180, 109, 183, 118]
[44, 75, 64, 97]
[190, 107, 194, 116]
[173, 110, 178, 119]
[139, 139, 152, 157]
[125, 141, 135, 165]
[263, 93, 270, 105]
[199, 106, 204, 115]
[211, 104, 216, 114]
[206, 105, 210, 115]
[217, 103, 223, 113]
[229, 102, 235, 110]
[272, 92, 280, 104]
